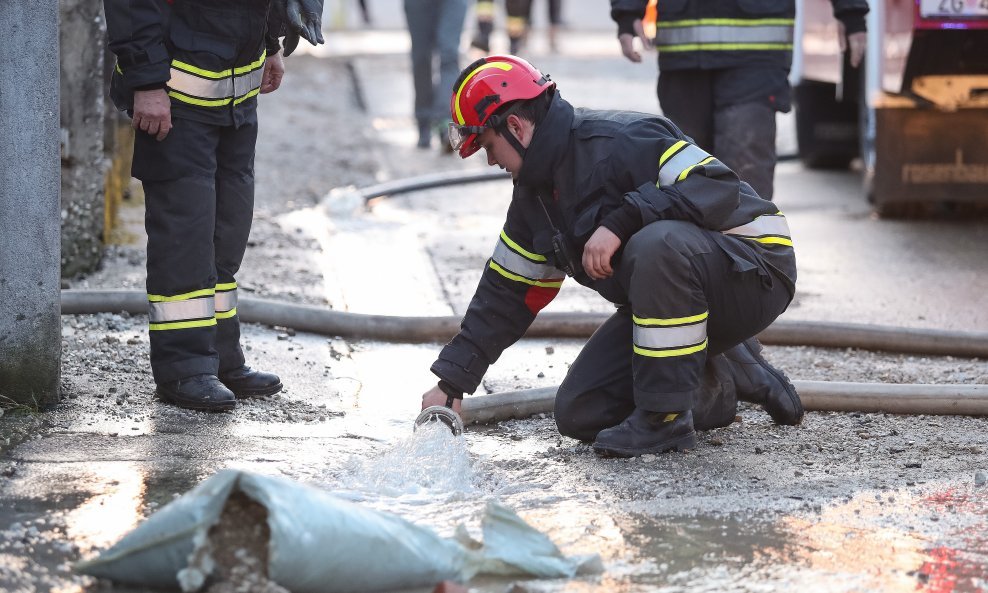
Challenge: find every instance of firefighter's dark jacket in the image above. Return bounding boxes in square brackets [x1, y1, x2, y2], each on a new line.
[610, 0, 868, 71]
[104, 0, 282, 127]
[431, 93, 798, 394]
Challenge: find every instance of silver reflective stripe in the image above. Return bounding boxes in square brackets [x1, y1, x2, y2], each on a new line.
[658, 25, 794, 47]
[723, 214, 791, 239]
[633, 320, 707, 350]
[148, 297, 214, 323]
[168, 67, 263, 100]
[215, 289, 238, 313]
[492, 239, 565, 281]
[659, 144, 712, 186]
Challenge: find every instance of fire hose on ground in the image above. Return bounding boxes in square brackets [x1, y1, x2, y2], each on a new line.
[62, 288, 988, 420]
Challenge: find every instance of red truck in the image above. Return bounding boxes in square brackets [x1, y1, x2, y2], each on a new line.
[794, 0, 988, 215]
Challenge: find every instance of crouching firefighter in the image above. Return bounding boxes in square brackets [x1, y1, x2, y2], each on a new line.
[103, 0, 324, 411]
[421, 55, 804, 456]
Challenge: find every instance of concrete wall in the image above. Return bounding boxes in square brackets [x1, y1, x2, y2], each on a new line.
[0, 0, 62, 408]
[60, 0, 108, 277]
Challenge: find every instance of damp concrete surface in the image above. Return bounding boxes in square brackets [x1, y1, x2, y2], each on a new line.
[2, 9, 988, 593]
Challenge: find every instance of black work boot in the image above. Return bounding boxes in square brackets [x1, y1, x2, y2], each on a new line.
[723, 338, 803, 425]
[592, 409, 697, 458]
[218, 365, 282, 398]
[156, 374, 236, 412]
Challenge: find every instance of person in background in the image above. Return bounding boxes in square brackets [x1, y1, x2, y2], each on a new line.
[422, 55, 803, 457]
[471, 0, 564, 55]
[103, 0, 323, 411]
[610, 0, 868, 201]
[404, 0, 469, 151]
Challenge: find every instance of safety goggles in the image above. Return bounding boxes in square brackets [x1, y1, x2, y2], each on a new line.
[447, 122, 487, 156]
[448, 102, 525, 157]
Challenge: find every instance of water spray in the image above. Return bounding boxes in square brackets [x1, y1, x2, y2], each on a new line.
[414, 406, 464, 436]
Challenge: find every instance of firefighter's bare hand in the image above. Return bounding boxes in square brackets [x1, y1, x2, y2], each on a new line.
[421, 385, 462, 414]
[260, 51, 285, 94]
[582, 226, 621, 280]
[618, 19, 651, 63]
[132, 88, 172, 141]
[838, 22, 867, 69]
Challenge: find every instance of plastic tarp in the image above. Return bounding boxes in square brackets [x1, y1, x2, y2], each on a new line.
[76, 469, 601, 592]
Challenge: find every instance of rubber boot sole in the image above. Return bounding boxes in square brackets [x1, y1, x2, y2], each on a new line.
[591, 432, 698, 458]
[743, 340, 804, 425]
[154, 389, 236, 412]
[224, 381, 283, 399]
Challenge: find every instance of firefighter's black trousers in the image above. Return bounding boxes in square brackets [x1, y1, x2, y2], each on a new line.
[554, 221, 793, 442]
[133, 116, 257, 384]
[658, 68, 786, 201]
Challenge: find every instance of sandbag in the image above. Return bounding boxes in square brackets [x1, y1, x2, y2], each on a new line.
[76, 469, 600, 592]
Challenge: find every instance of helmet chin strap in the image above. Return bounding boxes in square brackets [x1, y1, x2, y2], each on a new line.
[496, 124, 527, 159]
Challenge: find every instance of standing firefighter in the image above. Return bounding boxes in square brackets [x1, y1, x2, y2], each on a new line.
[422, 55, 803, 457]
[610, 0, 868, 201]
[103, 0, 323, 411]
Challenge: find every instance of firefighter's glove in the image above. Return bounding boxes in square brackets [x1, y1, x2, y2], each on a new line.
[275, 0, 325, 57]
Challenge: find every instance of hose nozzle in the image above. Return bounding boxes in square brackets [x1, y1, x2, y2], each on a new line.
[414, 406, 464, 436]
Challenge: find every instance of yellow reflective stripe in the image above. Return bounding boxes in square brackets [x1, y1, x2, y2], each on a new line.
[149, 299, 214, 323]
[659, 140, 687, 167]
[168, 87, 259, 107]
[658, 18, 794, 27]
[677, 156, 718, 182]
[747, 236, 794, 246]
[115, 62, 122, 74]
[507, 17, 527, 35]
[453, 62, 513, 125]
[171, 51, 264, 80]
[489, 261, 564, 288]
[634, 321, 707, 349]
[233, 88, 260, 105]
[476, 1, 495, 17]
[149, 318, 217, 331]
[233, 51, 267, 75]
[493, 241, 564, 281]
[723, 213, 793, 247]
[171, 58, 233, 79]
[148, 288, 215, 303]
[660, 43, 792, 52]
[500, 230, 546, 262]
[634, 339, 708, 358]
[216, 307, 237, 320]
[215, 290, 237, 313]
[168, 89, 231, 107]
[215, 282, 237, 291]
[633, 312, 708, 326]
[659, 144, 712, 186]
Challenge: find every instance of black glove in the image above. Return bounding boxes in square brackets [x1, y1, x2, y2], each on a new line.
[272, 0, 325, 57]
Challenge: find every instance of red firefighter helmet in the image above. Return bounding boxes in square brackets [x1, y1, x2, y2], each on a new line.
[448, 55, 555, 158]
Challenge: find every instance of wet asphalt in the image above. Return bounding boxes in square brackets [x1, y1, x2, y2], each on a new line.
[2, 5, 988, 593]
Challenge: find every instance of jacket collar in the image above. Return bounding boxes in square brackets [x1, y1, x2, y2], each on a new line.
[515, 93, 574, 189]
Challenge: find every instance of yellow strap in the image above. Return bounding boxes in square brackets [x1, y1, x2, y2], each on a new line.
[215, 282, 238, 292]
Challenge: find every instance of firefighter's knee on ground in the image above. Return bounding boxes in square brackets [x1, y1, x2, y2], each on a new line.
[553, 388, 602, 443]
